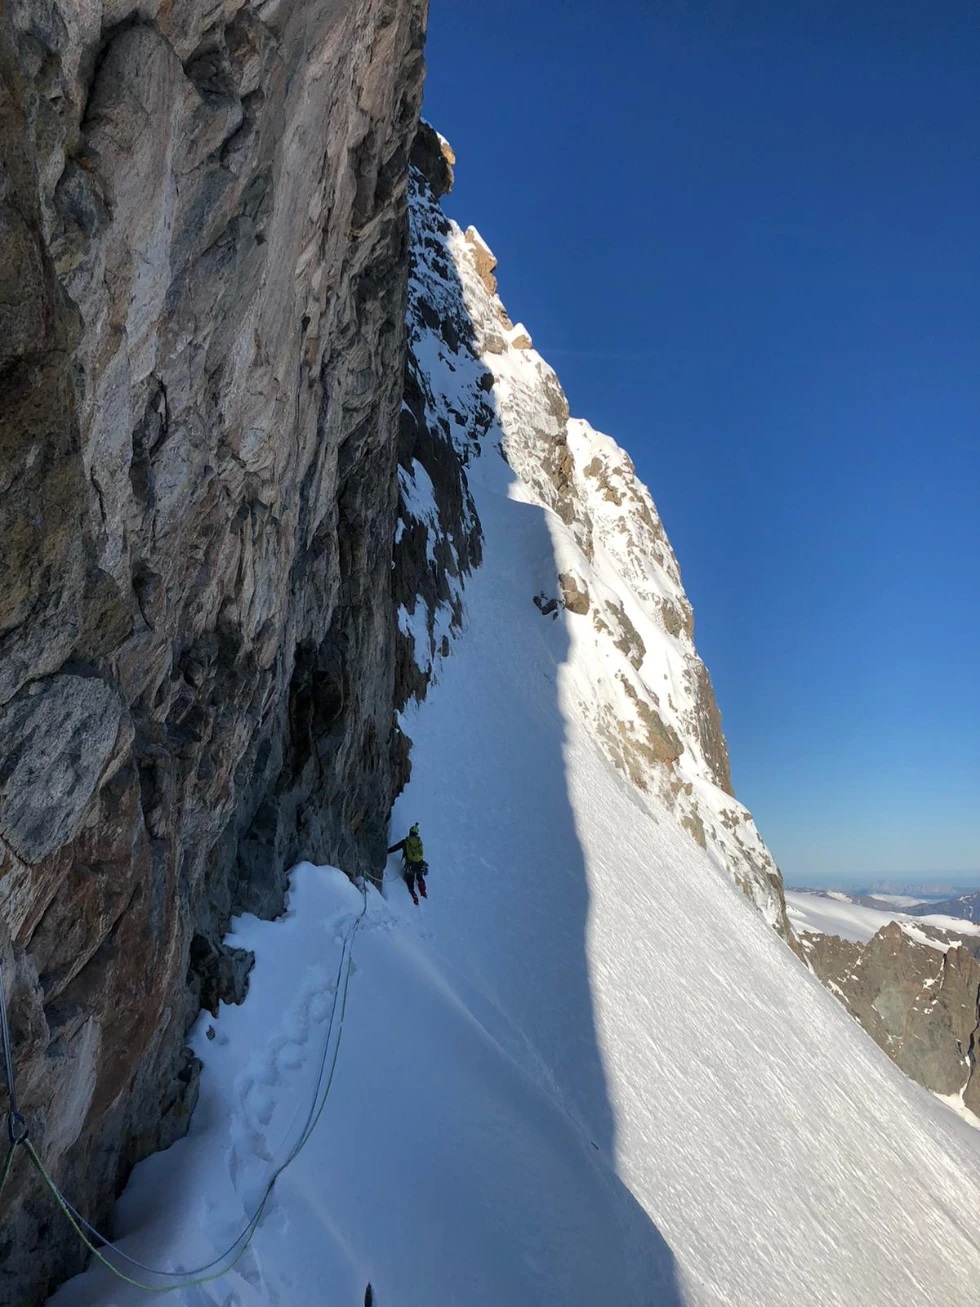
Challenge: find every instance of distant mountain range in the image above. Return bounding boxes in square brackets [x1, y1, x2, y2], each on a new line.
[861, 877, 980, 896]
[787, 885, 980, 923]
[904, 890, 980, 923]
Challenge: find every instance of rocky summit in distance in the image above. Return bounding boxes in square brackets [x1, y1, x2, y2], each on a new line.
[906, 889, 980, 924]
[800, 920, 980, 1116]
[0, 1, 433, 1302]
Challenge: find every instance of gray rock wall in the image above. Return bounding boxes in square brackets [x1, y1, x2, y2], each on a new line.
[0, 1, 427, 1300]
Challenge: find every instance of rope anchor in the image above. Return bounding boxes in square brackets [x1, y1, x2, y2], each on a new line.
[7, 1111, 28, 1145]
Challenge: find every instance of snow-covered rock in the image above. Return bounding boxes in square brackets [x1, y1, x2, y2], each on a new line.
[401, 132, 791, 935]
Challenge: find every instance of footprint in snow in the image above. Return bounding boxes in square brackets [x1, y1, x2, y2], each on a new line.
[309, 987, 333, 1023]
[227, 962, 345, 1193]
[242, 1056, 278, 1091]
[235, 1246, 269, 1292]
[276, 1040, 305, 1072]
[248, 1086, 276, 1127]
[229, 1117, 273, 1168]
[320, 908, 357, 936]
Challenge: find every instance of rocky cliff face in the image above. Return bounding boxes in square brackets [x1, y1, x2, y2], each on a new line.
[0, 1, 427, 1301]
[800, 921, 980, 1116]
[400, 127, 793, 937]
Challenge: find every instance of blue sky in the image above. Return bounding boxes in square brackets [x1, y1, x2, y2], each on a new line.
[423, 1, 979, 885]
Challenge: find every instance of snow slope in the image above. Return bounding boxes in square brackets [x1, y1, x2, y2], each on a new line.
[50, 865, 680, 1307]
[52, 169, 980, 1304]
[53, 448, 980, 1307]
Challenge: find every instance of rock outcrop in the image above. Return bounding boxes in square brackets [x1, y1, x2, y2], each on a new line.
[391, 122, 483, 715]
[0, 1, 427, 1301]
[800, 921, 980, 1114]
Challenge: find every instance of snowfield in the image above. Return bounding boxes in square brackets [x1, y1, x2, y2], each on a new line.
[787, 889, 980, 945]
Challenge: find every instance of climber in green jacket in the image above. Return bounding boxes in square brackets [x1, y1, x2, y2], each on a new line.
[387, 822, 428, 905]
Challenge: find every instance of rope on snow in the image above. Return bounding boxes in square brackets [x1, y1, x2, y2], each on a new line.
[0, 878, 371, 1294]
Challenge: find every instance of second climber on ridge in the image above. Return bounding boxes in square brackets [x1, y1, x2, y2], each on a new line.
[387, 823, 428, 905]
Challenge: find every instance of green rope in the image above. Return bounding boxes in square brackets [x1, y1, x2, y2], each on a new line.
[0, 1139, 19, 1200]
[25, 1128, 271, 1293]
[17, 882, 369, 1295]
[288, 910, 360, 1157]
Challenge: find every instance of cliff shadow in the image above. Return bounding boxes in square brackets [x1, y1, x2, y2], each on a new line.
[386, 160, 688, 1305]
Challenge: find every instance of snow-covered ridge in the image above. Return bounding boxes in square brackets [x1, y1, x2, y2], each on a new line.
[403, 158, 790, 934]
[787, 890, 980, 947]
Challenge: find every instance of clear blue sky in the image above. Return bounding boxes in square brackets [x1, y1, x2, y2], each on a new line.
[423, 1, 979, 885]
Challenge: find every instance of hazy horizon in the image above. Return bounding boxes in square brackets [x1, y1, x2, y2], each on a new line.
[788, 871, 980, 893]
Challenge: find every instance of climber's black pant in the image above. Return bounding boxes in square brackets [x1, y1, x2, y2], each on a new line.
[404, 862, 427, 900]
